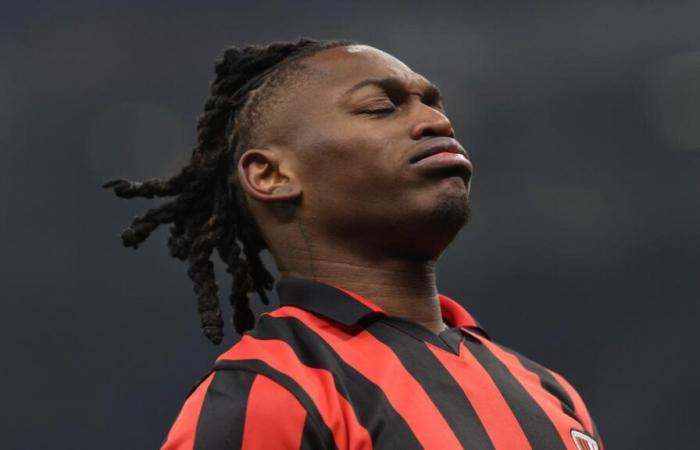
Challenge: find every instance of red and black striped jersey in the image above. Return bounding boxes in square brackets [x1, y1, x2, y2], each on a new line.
[161, 276, 603, 450]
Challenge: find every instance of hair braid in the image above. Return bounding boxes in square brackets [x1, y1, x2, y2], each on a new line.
[103, 38, 355, 344]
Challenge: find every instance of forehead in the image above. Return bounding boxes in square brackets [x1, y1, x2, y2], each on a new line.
[249, 45, 434, 147]
[297, 45, 431, 92]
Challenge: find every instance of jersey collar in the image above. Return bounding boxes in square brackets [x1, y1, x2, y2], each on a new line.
[275, 275, 488, 337]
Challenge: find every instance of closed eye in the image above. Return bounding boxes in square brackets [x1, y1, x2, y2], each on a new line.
[361, 100, 397, 115]
[364, 106, 396, 115]
[363, 99, 443, 116]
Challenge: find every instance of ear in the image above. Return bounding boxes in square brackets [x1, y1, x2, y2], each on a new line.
[236, 148, 302, 202]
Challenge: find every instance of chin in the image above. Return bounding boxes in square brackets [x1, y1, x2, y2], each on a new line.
[397, 193, 470, 260]
[427, 176, 471, 230]
[430, 193, 471, 232]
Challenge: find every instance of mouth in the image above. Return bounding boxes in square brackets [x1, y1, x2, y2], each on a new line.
[409, 137, 473, 176]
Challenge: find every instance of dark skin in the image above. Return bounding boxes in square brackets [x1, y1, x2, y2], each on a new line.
[235, 45, 472, 335]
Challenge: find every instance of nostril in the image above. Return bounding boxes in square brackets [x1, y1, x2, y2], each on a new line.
[421, 128, 440, 138]
[410, 114, 455, 140]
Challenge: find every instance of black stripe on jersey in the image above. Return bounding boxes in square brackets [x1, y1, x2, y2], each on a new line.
[463, 339, 568, 450]
[503, 347, 584, 426]
[299, 414, 326, 450]
[213, 358, 339, 450]
[380, 316, 462, 355]
[369, 321, 496, 450]
[193, 370, 255, 450]
[248, 315, 423, 450]
[186, 369, 215, 399]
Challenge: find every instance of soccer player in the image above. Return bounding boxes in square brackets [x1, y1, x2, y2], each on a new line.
[104, 38, 603, 450]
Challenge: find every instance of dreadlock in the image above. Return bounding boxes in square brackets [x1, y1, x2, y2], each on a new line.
[103, 38, 354, 344]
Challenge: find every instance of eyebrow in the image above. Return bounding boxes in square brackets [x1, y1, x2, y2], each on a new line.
[343, 76, 443, 104]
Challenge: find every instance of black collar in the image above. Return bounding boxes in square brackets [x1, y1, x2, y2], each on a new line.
[276, 275, 385, 326]
[275, 275, 489, 340]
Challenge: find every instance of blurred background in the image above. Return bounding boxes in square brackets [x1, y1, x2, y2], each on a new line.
[2, 0, 698, 448]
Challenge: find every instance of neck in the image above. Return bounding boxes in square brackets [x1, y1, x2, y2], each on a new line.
[267, 207, 460, 335]
[279, 247, 447, 335]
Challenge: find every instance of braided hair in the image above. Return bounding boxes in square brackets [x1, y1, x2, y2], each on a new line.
[102, 38, 354, 344]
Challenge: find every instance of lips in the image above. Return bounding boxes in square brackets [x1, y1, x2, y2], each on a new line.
[409, 137, 470, 164]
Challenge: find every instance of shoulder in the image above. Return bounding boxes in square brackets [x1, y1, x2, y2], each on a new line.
[492, 341, 602, 442]
[161, 366, 328, 450]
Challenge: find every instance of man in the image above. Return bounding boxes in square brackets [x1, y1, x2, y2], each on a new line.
[104, 38, 603, 450]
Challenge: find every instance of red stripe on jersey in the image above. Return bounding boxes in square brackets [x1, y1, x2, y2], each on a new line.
[478, 337, 580, 450]
[218, 335, 372, 450]
[161, 372, 215, 450]
[271, 306, 464, 450]
[548, 370, 595, 437]
[430, 341, 532, 450]
[241, 374, 307, 450]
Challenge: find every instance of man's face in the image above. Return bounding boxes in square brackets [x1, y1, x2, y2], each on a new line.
[262, 45, 473, 257]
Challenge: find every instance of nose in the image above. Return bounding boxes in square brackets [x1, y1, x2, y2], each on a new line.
[409, 105, 455, 140]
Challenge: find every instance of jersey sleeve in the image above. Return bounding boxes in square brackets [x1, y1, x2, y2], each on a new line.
[547, 369, 604, 449]
[160, 369, 323, 450]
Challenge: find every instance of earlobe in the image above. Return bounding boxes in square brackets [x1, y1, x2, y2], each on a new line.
[236, 148, 302, 203]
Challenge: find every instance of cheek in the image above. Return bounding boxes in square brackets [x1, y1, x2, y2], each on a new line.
[286, 111, 426, 221]
[306, 135, 406, 196]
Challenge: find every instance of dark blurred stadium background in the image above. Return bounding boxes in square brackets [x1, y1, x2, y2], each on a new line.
[2, 1, 698, 448]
